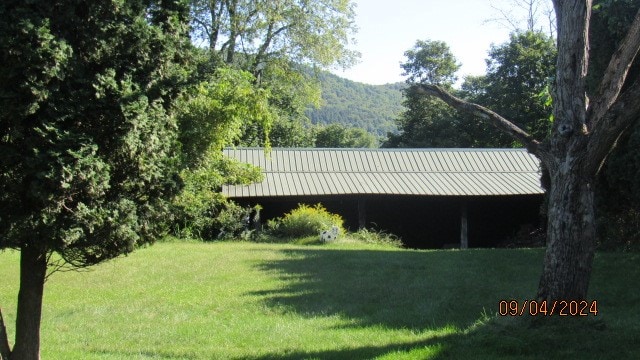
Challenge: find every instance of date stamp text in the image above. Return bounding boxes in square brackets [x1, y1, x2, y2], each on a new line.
[498, 300, 598, 317]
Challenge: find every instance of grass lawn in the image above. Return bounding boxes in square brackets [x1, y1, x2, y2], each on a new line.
[1, 240, 639, 359]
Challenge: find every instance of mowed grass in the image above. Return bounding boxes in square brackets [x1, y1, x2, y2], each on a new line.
[1, 240, 640, 359]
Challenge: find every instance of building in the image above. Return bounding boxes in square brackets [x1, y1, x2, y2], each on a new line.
[222, 148, 545, 249]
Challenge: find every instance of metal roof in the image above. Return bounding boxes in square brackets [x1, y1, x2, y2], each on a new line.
[222, 148, 544, 197]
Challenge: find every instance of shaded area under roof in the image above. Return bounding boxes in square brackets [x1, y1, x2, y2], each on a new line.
[222, 148, 544, 198]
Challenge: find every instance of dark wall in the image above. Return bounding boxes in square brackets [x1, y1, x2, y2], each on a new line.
[233, 194, 543, 249]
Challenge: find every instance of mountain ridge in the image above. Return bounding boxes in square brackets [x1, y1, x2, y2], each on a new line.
[306, 70, 406, 136]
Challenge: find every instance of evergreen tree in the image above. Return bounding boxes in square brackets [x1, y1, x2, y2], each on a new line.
[0, 1, 191, 358]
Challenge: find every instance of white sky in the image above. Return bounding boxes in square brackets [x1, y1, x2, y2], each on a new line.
[333, 0, 550, 85]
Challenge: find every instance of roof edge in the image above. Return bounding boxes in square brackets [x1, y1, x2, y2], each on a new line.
[223, 147, 532, 152]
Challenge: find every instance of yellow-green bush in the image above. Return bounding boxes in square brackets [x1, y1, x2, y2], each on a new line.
[268, 204, 344, 238]
[349, 228, 404, 248]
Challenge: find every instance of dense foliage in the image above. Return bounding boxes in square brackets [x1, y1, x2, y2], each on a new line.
[171, 66, 272, 240]
[0, 0, 190, 266]
[592, 0, 640, 251]
[474, 31, 557, 142]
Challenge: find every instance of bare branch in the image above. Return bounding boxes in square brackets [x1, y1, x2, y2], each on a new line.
[486, 0, 555, 36]
[586, 79, 640, 175]
[416, 84, 541, 153]
[485, 3, 521, 32]
[588, 8, 640, 126]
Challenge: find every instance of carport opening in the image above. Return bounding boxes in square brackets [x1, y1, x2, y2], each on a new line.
[234, 194, 545, 249]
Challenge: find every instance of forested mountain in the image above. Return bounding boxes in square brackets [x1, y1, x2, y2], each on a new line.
[306, 71, 405, 136]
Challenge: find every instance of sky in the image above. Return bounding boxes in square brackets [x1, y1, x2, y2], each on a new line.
[333, 0, 548, 85]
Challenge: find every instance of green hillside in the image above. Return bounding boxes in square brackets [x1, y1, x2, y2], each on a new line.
[306, 71, 405, 136]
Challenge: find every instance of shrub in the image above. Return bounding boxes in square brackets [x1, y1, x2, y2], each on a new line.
[171, 156, 262, 241]
[350, 228, 404, 248]
[268, 204, 344, 239]
[214, 202, 256, 241]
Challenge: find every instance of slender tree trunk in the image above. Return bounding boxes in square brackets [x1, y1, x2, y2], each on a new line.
[10, 245, 47, 360]
[537, 163, 596, 301]
[224, 0, 238, 64]
[0, 308, 10, 360]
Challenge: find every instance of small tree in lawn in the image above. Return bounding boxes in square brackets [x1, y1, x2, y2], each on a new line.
[0, 1, 191, 359]
[410, 0, 640, 301]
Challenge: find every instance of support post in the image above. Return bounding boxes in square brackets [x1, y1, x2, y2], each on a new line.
[358, 198, 367, 230]
[460, 201, 468, 249]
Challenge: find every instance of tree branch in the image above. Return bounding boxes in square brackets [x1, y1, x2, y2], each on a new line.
[253, 24, 290, 73]
[551, 0, 590, 138]
[586, 78, 640, 175]
[416, 84, 541, 154]
[587, 8, 640, 126]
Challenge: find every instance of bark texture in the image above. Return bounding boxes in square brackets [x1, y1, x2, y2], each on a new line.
[10, 245, 47, 360]
[537, 158, 597, 300]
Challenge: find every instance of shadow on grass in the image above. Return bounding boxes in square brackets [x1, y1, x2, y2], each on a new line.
[245, 247, 640, 359]
[249, 248, 543, 330]
[236, 336, 452, 360]
[240, 314, 638, 360]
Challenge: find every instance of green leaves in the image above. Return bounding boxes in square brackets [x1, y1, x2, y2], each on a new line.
[0, 0, 190, 263]
[401, 40, 460, 86]
[315, 123, 378, 148]
[176, 67, 274, 169]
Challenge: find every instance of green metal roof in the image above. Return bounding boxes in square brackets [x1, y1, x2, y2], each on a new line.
[222, 148, 544, 197]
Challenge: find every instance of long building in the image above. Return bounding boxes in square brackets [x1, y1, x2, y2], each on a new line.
[222, 148, 545, 248]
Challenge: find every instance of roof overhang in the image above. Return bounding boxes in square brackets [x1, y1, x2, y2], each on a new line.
[222, 148, 545, 198]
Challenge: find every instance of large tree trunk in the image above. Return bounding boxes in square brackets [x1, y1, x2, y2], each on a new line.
[10, 245, 47, 360]
[537, 163, 597, 301]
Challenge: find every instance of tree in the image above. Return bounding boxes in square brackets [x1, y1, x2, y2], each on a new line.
[172, 67, 273, 240]
[401, 40, 461, 85]
[472, 30, 557, 142]
[190, 0, 358, 73]
[236, 61, 321, 147]
[413, 0, 640, 301]
[315, 123, 378, 148]
[385, 40, 469, 148]
[384, 86, 472, 148]
[0, 1, 191, 359]
[389, 24, 556, 150]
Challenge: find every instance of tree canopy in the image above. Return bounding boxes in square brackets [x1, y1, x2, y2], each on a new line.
[0, 0, 191, 268]
[190, 0, 359, 71]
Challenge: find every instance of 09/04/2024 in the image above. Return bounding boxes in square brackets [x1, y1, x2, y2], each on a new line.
[498, 300, 598, 317]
